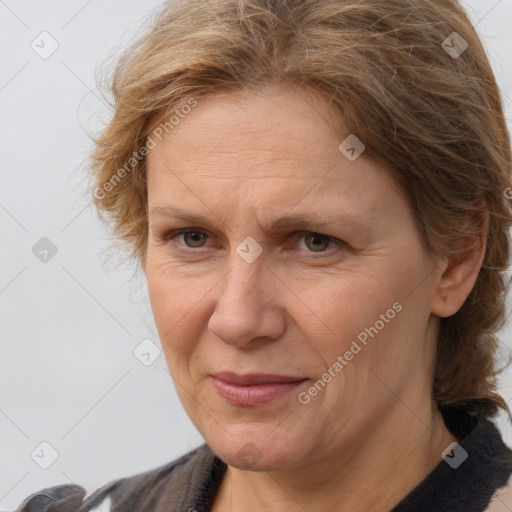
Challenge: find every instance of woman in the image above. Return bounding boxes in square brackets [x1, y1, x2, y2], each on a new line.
[15, 0, 512, 510]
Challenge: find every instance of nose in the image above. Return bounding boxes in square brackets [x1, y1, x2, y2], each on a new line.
[208, 253, 286, 348]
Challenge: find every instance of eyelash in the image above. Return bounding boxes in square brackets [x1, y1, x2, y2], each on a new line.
[163, 228, 345, 255]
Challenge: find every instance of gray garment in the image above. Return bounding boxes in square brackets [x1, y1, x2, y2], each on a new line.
[12, 410, 512, 511]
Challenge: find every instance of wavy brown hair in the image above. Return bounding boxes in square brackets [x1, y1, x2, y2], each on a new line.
[90, 0, 512, 418]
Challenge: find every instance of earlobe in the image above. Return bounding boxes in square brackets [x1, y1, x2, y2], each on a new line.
[431, 211, 488, 318]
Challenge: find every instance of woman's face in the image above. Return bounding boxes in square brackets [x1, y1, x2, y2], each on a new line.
[145, 84, 441, 471]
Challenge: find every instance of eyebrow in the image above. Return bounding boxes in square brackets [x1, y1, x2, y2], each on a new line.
[148, 205, 370, 232]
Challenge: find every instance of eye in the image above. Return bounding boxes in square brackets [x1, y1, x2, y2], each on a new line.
[162, 229, 345, 255]
[167, 229, 209, 248]
[297, 232, 341, 253]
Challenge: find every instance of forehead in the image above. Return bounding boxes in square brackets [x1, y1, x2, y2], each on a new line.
[145, 85, 400, 221]
[149, 85, 338, 170]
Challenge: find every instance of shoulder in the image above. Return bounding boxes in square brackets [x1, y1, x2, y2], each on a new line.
[448, 415, 512, 511]
[486, 473, 512, 511]
[13, 485, 87, 512]
[479, 417, 512, 512]
[392, 412, 512, 511]
[14, 444, 220, 512]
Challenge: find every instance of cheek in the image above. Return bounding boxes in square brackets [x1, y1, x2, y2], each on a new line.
[145, 257, 206, 368]
[301, 257, 422, 372]
[146, 248, 201, 324]
[310, 292, 398, 370]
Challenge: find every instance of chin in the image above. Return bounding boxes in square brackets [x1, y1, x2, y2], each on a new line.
[204, 424, 306, 471]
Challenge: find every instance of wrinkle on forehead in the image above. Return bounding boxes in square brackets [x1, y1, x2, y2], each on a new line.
[145, 84, 410, 246]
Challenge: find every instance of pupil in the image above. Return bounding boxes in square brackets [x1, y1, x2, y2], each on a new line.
[186, 232, 204, 246]
[307, 234, 327, 251]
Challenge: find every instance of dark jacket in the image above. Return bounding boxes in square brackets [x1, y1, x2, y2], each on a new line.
[13, 409, 512, 512]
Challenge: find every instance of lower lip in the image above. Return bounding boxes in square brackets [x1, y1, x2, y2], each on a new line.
[211, 377, 306, 406]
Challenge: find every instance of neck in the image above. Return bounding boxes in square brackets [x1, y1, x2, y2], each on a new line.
[212, 403, 458, 512]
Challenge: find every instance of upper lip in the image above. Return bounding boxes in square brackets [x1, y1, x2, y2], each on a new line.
[211, 372, 307, 385]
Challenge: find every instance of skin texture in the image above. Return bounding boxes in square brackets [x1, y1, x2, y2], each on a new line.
[144, 83, 487, 512]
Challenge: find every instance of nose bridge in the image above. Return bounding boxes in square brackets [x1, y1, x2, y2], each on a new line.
[208, 241, 283, 346]
[221, 245, 266, 310]
[222, 229, 267, 293]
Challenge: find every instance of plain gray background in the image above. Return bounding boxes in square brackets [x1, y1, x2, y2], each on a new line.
[1, 0, 512, 509]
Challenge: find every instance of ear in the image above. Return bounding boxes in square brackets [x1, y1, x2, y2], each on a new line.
[431, 210, 488, 318]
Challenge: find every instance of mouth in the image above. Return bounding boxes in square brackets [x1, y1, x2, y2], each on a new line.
[210, 372, 308, 406]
